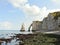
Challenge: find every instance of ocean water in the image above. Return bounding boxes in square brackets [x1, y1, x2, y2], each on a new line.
[0, 30, 20, 45]
[0, 30, 20, 34]
[0, 30, 20, 38]
[0, 30, 32, 45]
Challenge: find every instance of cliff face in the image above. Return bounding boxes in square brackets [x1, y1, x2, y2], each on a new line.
[29, 11, 60, 31]
[32, 21, 42, 31]
[42, 11, 60, 30]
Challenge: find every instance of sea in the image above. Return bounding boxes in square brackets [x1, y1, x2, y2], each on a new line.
[0, 30, 32, 45]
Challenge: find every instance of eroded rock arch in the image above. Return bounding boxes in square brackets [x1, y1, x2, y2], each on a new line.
[28, 23, 32, 32]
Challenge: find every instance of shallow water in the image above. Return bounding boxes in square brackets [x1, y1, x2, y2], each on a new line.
[0, 30, 32, 45]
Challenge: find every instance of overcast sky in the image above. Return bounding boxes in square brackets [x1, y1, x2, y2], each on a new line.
[0, 0, 60, 30]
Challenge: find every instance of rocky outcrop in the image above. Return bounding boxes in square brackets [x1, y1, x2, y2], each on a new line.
[20, 23, 25, 32]
[42, 11, 60, 30]
[28, 21, 42, 32]
[28, 11, 60, 31]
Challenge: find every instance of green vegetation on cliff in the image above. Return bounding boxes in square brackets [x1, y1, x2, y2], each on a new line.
[52, 12, 60, 20]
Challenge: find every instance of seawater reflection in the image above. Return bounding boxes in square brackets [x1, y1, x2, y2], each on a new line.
[0, 30, 32, 45]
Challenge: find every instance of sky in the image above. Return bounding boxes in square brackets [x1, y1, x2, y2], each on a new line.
[0, 0, 60, 30]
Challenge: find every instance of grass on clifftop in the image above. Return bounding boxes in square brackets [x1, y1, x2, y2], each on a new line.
[52, 12, 60, 20]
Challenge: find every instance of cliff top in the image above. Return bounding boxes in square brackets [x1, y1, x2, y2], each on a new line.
[49, 11, 60, 20]
[50, 11, 60, 16]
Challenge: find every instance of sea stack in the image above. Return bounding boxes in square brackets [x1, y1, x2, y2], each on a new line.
[20, 23, 25, 32]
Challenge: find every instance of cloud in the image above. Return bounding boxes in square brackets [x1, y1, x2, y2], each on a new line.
[9, 0, 60, 21]
[0, 21, 12, 30]
[51, 0, 60, 4]
[8, 0, 60, 30]
[23, 4, 40, 16]
[8, 0, 28, 8]
[49, 9, 60, 13]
